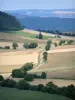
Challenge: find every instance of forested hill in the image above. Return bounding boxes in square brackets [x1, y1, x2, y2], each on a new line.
[0, 11, 24, 31]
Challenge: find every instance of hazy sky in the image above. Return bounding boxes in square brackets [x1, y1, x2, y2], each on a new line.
[0, 0, 74, 11]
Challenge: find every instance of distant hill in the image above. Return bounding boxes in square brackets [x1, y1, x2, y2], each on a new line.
[18, 16, 75, 32]
[0, 11, 24, 31]
[6, 9, 75, 18]
[2, 9, 75, 32]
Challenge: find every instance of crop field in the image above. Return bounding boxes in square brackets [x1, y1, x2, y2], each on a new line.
[29, 48, 75, 80]
[0, 87, 71, 100]
[7, 30, 54, 39]
[0, 49, 42, 73]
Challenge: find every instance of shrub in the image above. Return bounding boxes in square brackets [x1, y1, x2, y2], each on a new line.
[67, 40, 74, 45]
[0, 75, 4, 81]
[23, 43, 28, 49]
[30, 85, 38, 91]
[33, 74, 42, 79]
[12, 69, 26, 78]
[4, 46, 10, 49]
[37, 84, 44, 91]
[59, 40, 65, 46]
[43, 52, 48, 62]
[0, 47, 3, 49]
[24, 74, 34, 82]
[54, 43, 58, 47]
[12, 42, 18, 49]
[16, 80, 30, 90]
[41, 72, 47, 79]
[1, 79, 16, 88]
[45, 82, 58, 93]
[38, 32, 43, 39]
[47, 40, 52, 44]
[45, 43, 51, 51]
[28, 43, 38, 48]
[23, 63, 33, 71]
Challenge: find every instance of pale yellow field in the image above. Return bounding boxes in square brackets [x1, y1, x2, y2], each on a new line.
[0, 49, 42, 73]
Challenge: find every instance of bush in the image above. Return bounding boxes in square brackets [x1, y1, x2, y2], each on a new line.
[45, 82, 58, 93]
[12, 42, 18, 49]
[0, 47, 3, 49]
[23, 43, 28, 49]
[43, 52, 48, 62]
[28, 43, 38, 48]
[24, 74, 34, 82]
[1, 79, 16, 88]
[0, 75, 4, 81]
[41, 72, 47, 79]
[16, 80, 30, 90]
[54, 43, 58, 47]
[12, 69, 26, 78]
[45, 43, 51, 51]
[4, 46, 10, 49]
[23, 63, 33, 71]
[33, 74, 42, 79]
[59, 40, 65, 46]
[67, 40, 74, 45]
[37, 84, 44, 91]
[47, 40, 52, 44]
[38, 32, 43, 39]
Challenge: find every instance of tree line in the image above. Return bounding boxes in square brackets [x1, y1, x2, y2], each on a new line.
[0, 11, 24, 31]
[37, 29, 75, 37]
[0, 75, 75, 100]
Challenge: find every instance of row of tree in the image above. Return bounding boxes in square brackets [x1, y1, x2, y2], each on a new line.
[45, 40, 52, 51]
[11, 62, 47, 81]
[0, 42, 38, 50]
[12, 42, 38, 49]
[54, 40, 74, 47]
[37, 29, 75, 37]
[0, 77, 75, 100]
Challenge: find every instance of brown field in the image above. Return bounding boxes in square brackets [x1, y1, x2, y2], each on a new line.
[0, 49, 42, 73]
[0, 32, 46, 44]
[30, 79, 75, 87]
[29, 49, 75, 79]
[0, 29, 75, 86]
[52, 45, 75, 50]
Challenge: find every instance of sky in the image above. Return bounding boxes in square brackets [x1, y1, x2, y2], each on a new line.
[0, 0, 74, 11]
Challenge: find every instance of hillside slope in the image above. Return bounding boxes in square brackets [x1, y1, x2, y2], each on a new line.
[0, 11, 24, 31]
[0, 87, 71, 100]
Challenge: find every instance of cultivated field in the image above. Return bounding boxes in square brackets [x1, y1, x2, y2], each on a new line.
[0, 87, 71, 100]
[23, 29, 75, 40]
[30, 79, 75, 87]
[0, 49, 42, 73]
[29, 47, 75, 80]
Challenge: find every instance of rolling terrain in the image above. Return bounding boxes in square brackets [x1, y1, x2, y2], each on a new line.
[0, 27, 75, 86]
[0, 87, 71, 100]
[29, 46, 75, 80]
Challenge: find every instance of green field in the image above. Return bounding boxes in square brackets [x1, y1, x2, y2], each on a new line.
[0, 87, 71, 100]
[7, 31, 53, 39]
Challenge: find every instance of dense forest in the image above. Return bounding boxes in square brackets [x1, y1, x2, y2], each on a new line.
[0, 11, 24, 31]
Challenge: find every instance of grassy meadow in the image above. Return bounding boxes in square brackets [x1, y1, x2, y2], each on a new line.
[0, 87, 71, 100]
